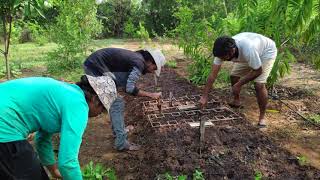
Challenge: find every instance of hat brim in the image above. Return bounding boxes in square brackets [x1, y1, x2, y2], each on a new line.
[86, 75, 117, 112]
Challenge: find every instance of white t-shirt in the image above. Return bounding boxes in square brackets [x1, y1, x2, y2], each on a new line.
[213, 32, 277, 69]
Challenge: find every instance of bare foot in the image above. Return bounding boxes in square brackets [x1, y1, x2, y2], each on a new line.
[258, 119, 267, 128]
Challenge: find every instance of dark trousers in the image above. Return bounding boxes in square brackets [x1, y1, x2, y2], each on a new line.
[0, 140, 49, 180]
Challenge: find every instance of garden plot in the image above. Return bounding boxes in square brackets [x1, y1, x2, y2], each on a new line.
[143, 94, 242, 128]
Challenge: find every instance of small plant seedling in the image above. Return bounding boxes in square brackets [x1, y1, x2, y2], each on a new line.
[297, 155, 308, 166]
[193, 169, 204, 180]
[166, 60, 177, 68]
[178, 175, 187, 180]
[307, 114, 320, 125]
[82, 161, 116, 180]
[165, 172, 173, 180]
[254, 170, 263, 180]
[156, 172, 187, 180]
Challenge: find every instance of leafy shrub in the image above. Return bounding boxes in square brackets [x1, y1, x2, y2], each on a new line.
[0, 62, 22, 78]
[47, 0, 102, 73]
[124, 18, 137, 38]
[82, 161, 116, 180]
[26, 22, 48, 45]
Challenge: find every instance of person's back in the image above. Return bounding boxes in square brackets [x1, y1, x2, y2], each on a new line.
[232, 32, 277, 63]
[0, 77, 87, 141]
[84, 48, 145, 76]
[0, 77, 89, 180]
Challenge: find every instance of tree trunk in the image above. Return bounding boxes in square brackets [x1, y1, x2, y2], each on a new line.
[2, 15, 10, 80]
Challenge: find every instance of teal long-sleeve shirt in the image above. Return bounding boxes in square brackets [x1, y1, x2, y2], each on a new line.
[0, 77, 89, 180]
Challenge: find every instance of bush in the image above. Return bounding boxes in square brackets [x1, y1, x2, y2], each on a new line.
[47, 0, 102, 72]
[82, 161, 116, 180]
[124, 18, 137, 38]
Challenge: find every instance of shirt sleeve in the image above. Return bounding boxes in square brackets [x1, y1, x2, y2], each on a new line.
[57, 99, 89, 180]
[126, 66, 142, 96]
[35, 131, 55, 166]
[213, 57, 222, 65]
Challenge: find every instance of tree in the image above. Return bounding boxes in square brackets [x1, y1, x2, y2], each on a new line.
[0, 0, 44, 79]
[47, 0, 102, 72]
[97, 0, 133, 37]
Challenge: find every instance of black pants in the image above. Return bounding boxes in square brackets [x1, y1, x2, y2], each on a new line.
[0, 140, 49, 180]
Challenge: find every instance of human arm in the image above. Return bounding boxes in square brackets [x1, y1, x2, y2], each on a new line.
[126, 67, 161, 99]
[232, 67, 262, 95]
[57, 101, 89, 180]
[199, 64, 221, 108]
[231, 46, 263, 95]
[34, 131, 62, 178]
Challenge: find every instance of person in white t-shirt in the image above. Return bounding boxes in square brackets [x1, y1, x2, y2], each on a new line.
[199, 32, 277, 127]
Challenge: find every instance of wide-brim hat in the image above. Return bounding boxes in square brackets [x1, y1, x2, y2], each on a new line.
[86, 75, 117, 112]
[145, 48, 166, 77]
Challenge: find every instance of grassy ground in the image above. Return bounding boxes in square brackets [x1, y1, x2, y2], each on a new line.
[0, 39, 127, 81]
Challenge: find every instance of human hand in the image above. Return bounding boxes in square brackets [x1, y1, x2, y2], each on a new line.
[232, 83, 241, 96]
[150, 92, 162, 100]
[47, 164, 62, 179]
[199, 95, 208, 109]
[27, 133, 35, 142]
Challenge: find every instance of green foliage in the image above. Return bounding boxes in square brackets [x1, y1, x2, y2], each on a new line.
[124, 18, 137, 38]
[254, 170, 263, 180]
[141, 0, 179, 36]
[47, 0, 102, 72]
[166, 60, 177, 68]
[267, 49, 295, 87]
[97, 0, 134, 37]
[82, 161, 116, 180]
[173, 5, 216, 85]
[296, 155, 308, 166]
[0, 61, 22, 78]
[136, 22, 151, 48]
[136, 22, 150, 41]
[9, 22, 23, 44]
[156, 169, 204, 180]
[215, 68, 231, 88]
[307, 114, 320, 125]
[156, 172, 187, 180]
[26, 21, 48, 45]
[311, 55, 320, 70]
[0, 0, 45, 79]
[193, 169, 204, 180]
[173, 0, 320, 86]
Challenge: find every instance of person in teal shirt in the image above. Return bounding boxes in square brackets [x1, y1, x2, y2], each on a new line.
[0, 75, 108, 179]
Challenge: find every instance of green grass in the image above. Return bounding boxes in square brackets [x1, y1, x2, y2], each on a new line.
[165, 60, 177, 68]
[0, 42, 57, 69]
[0, 39, 130, 81]
[307, 114, 320, 125]
[215, 68, 231, 88]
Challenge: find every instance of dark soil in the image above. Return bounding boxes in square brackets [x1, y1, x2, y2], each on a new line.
[80, 68, 320, 179]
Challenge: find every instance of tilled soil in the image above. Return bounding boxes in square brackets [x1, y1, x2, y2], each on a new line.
[80, 68, 320, 179]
